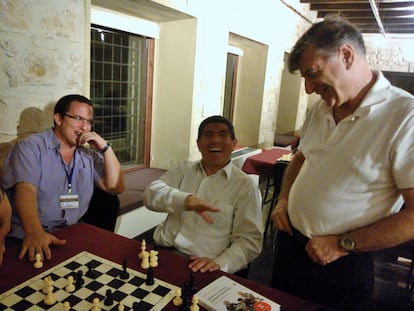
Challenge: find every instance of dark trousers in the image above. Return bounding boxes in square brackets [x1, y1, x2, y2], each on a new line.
[271, 230, 374, 311]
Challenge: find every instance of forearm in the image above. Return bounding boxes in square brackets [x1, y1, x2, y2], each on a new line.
[101, 148, 124, 194]
[277, 151, 305, 201]
[15, 182, 44, 237]
[143, 180, 189, 213]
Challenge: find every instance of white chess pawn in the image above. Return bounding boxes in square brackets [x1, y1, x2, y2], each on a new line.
[172, 288, 183, 306]
[118, 302, 125, 311]
[138, 239, 147, 259]
[65, 275, 75, 292]
[63, 301, 71, 311]
[141, 251, 150, 269]
[34, 253, 43, 268]
[149, 250, 158, 267]
[190, 295, 199, 311]
[91, 297, 101, 311]
[44, 286, 56, 305]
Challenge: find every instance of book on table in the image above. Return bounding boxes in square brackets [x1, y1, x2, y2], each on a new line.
[196, 275, 281, 311]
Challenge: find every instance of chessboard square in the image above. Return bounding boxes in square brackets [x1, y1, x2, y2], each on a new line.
[30, 278, 45, 291]
[86, 259, 102, 269]
[11, 299, 38, 310]
[118, 282, 137, 295]
[15, 285, 36, 298]
[153, 284, 173, 296]
[48, 302, 69, 311]
[111, 289, 128, 302]
[96, 273, 116, 285]
[85, 280, 103, 291]
[73, 287, 94, 299]
[106, 267, 122, 277]
[23, 290, 44, 305]
[54, 277, 68, 289]
[64, 261, 82, 271]
[54, 288, 70, 302]
[128, 275, 145, 287]
[37, 298, 58, 309]
[63, 294, 83, 307]
[1, 293, 28, 307]
[133, 300, 153, 311]
[142, 292, 163, 305]
[121, 294, 139, 307]
[131, 287, 150, 299]
[85, 292, 105, 304]
[107, 278, 126, 289]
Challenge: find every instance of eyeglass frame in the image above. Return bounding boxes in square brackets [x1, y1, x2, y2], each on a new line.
[63, 113, 95, 126]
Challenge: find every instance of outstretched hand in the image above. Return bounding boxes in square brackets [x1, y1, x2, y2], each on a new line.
[184, 195, 220, 224]
[189, 255, 220, 273]
[19, 230, 66, 262]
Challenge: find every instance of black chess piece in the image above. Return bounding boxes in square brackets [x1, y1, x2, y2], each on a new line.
[120, 258, 129, 279]
[132, 301, 140, 311]
[146, 267, 154, 285]
[104, 289, 114, 306]
[86, 262, 97, 279]
[76, 270, 84, 288]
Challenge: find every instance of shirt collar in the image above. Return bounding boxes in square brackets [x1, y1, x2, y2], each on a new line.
[45, 128, 61, 151]
[198, 160, 233, 179]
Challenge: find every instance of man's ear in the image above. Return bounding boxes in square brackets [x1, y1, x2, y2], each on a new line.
[53, 113, 63, 126]
[232, 139, 238, 149]
[340, 44, 354, 69]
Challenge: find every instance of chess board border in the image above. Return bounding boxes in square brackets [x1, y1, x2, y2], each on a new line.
[0, 251, 178, 311]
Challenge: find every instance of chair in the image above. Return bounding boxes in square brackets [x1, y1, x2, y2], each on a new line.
[262, 161, 289, 237]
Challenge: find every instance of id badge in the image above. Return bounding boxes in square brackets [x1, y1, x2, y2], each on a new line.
[60, 194, 80, 209]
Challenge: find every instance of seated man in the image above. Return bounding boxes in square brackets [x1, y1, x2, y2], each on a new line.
[1, 94, 125, 262]
[144, 116, 263, 274]
[0, 187, 11, 266]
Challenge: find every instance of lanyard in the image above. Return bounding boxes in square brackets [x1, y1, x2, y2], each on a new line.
[60, 151, 76, 194]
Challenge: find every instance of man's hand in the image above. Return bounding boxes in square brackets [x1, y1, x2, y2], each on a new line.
[78, 132, 107, 151]
[184, 195, 220, 224]
[305, 235, 348, 265]
[271, 199, 293, 235]
[188, 256, 220, 273]
[19, 230, 66, 261]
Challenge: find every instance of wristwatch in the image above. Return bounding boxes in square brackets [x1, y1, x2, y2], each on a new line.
[339, 233, 356, 252]
[100, 142, 112, 154]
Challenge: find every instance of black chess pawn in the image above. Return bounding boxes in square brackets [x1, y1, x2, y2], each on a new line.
[104, 289, 114, 306]
[146, 267, 154, 285]
[132, 301, 140, 311]
[86, 262, 97, 279]
[76, 270, 84, 288]
[120, 258, 129, 279]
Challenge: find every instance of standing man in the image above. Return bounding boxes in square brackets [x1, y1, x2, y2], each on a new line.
[1, 94, 125, 262]
[271, 17, 414, 310]
[144, 116, 263, 275]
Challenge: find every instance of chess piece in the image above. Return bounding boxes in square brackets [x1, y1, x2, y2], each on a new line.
[63, 301, 71, 311]
[173, 288, 183, 306]
[141, 251, 150, 269]
[118, 303, 125, 311]
[42, 276, 53, 294]
[65, 275, 75, 292]
[120, 258, 129, 279]
[33, 253, 43, 268]
[149, 250, 158, 267]
[146, 267, 155, 286]
[86, 263, 97, 279]
[76, 270, 84, 288]
[44, 286, 56, 305]
[190, 296, 199, 311]
[91, 297, 101, 311]
[138, 239, 147, 259]
[104, 289, 114, 306]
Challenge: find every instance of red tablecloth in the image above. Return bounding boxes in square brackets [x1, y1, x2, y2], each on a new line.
[242, 148, 292, 178]
[0, 223, 326, 310]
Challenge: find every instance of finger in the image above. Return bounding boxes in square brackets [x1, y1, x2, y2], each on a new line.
[199, 212, 214, 224]
[52, 238, 67, 246]
[43, 245, 52, 260]
[18, 245, 29, 260]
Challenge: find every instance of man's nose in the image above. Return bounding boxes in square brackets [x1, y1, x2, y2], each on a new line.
[304, 78, 316, 94]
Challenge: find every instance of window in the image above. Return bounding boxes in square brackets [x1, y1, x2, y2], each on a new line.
[90, 25, 153, 167]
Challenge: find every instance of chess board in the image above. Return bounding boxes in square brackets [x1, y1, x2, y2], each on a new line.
[0, 251, 178, 311]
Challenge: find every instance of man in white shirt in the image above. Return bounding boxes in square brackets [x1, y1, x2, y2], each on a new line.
[271, 16, 414, 310]
[144, 116, 263, 275]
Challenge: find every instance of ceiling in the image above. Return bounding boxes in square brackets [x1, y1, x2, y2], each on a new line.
[300, 0, 414, 35]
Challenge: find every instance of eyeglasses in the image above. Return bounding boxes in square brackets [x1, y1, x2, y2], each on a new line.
[63, 113, 94, 126]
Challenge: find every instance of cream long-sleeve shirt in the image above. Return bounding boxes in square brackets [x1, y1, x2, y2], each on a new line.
[143, 160, 263, 274]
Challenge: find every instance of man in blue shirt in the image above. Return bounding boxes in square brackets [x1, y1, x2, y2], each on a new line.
[1, 94, 124, 262]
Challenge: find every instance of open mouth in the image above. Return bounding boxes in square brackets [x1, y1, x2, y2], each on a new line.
[209, 148, 222, 153]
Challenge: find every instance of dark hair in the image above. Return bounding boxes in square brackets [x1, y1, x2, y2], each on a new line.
[197, 116, 236, 140]
[288, 16, 366, 73]
[54, 94, 92, 115]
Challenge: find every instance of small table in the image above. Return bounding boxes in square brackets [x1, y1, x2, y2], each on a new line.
[242, 147, 292, 178]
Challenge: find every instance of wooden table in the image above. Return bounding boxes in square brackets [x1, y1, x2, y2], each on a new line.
[242, 147, 292, 178]
[0, 223, 327, 310]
